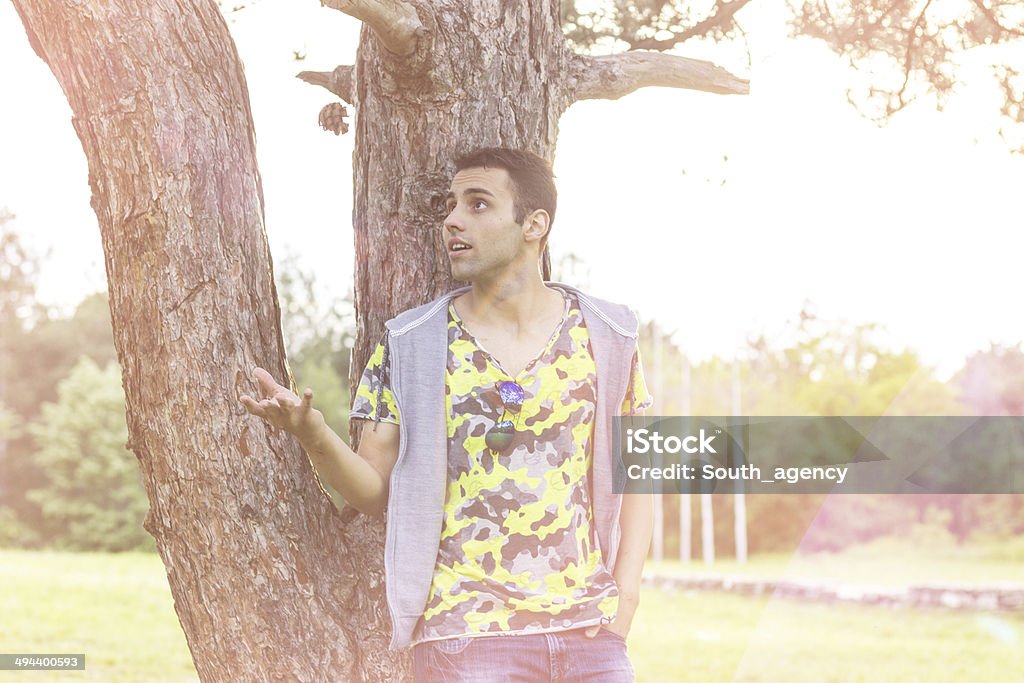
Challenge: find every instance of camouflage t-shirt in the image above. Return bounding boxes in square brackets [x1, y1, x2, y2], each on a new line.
[350, 288, 652, 643]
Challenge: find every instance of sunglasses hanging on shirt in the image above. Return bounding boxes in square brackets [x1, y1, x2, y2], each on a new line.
[484, 380, 524, 453]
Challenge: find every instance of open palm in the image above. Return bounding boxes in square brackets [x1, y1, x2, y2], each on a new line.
[240, 367, 319, 440]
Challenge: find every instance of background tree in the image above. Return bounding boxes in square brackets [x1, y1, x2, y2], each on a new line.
[0, 216, 48, 539]
[0, 211, 36, 509]
[0, 400, 36, 547]
[0, 210, 43, 331]
[5, 292, 117, 417]
[0, 289, 119, 539]
[26, 357, 154, 552]
[954, 343, 1024, 415]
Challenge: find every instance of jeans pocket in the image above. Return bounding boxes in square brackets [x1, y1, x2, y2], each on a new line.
[432, 636, 474, 656]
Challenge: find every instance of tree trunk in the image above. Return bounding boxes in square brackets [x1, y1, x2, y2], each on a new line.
[11, 1, 395, 680]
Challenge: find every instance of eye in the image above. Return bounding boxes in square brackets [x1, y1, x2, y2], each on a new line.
[472, 199, 487, 210]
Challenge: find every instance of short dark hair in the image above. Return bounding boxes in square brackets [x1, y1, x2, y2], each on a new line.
[454, 147, 557, 233]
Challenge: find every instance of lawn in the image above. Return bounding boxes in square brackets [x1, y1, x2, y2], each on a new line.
[1, 548, 1021, 682]
[628, 589, 1024, 682]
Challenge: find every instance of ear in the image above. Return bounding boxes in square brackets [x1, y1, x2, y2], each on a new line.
[521, 209, 551, 245]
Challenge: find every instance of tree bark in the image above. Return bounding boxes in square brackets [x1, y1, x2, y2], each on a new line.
[11, 1, 395, 680]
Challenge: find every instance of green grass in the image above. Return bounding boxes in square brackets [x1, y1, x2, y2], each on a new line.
[627, 589, 1024, 682]
[1, 547, 1022, 682]
[0, 550, 197, 682]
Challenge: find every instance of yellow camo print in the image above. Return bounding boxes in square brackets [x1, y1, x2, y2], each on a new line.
[350, 334, 398, 423]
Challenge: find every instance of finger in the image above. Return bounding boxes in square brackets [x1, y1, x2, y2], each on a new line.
[273, 388, 300, 404]
[584, 626, 599, 638]
[301, 388, 313, 410]
[240, 395, 265, 417]
[252, 367, 281, 397]
[274, 396, 299, 411]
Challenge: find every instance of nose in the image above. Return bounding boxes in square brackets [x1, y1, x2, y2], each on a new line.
[443, 206, 463, 233]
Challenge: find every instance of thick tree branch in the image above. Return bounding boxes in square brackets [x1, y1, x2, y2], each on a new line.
[297, 65, 354, 104]
[573, 52, 749, 101]
[321, 0, 423, 56]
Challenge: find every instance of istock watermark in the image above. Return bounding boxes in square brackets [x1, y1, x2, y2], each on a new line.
[614, 416, 1024, 494]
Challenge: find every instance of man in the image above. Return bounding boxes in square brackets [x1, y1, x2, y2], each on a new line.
[241, 148, 653, 682]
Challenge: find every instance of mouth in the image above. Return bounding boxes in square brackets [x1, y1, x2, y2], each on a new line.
[448, 238, 472, 256]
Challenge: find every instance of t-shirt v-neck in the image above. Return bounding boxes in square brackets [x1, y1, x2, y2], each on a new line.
[448, 288, 572, 380]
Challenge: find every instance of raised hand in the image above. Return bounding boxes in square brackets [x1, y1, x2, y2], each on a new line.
[240, 367, 322, 442]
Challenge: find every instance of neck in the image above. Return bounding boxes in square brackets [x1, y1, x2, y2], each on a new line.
[459, 265, 559, 328]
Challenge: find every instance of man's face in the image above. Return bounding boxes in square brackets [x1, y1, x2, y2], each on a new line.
[443, 166, 532, 283]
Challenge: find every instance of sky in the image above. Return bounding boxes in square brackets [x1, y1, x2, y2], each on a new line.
[1, 0, 1023, 381]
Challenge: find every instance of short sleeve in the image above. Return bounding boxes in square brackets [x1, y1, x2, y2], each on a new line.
[620, 344, 654, 416]
[350, 334, 400, 424]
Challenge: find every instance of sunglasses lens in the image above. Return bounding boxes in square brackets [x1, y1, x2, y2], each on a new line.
[485, 419, 515, 451]
[498, 381, 524, 413]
